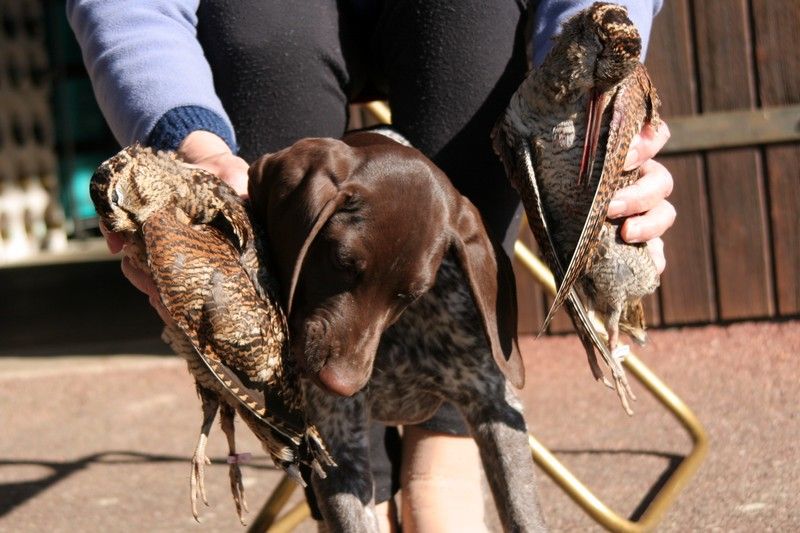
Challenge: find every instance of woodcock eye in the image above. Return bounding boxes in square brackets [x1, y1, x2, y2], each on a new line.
[112, 183, 124, 205]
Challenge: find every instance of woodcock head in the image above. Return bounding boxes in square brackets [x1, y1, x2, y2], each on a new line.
[557, 3, 644, 186]
[90, 144, 195, 233]
[558, 2, 642, 92]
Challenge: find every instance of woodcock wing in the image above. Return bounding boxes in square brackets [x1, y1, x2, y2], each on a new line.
[492, 2, 662, 413]
[90, 145, 334, 523]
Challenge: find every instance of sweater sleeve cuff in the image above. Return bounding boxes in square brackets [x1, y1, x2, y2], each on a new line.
[146, 105, 238, 153]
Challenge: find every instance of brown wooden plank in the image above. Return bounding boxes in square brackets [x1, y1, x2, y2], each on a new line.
[656, 155, 716, 323]
[752, 0, 800, 315]
[513, 223, 546, 334]
[662, 105, 800, 153]
[706, 148, 774, 319]
[693, 0, 775, 319]
[347, 104, 365, 130]
[751, 0, 800, 107]
[763, 146, 800, 314]
[645, 0, 717, 324]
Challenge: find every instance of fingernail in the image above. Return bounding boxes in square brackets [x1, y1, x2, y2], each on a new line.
[608, 199, 626, 217]
[625, 223, 642, 242]
[623, 148, 639, 171]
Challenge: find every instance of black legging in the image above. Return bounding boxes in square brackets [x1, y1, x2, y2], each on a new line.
[196, 0, 530, 512]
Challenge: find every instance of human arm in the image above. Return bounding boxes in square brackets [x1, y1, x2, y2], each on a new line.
[66, 0, 237, 152]
[68, 0, 250, 192]
[68, 0, 250, 312]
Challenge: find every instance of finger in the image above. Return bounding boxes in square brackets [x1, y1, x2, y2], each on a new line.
[193, 154, 250, 198]
[619, 199, 676, 243]
[121, 256, 160, 298]
[219, 169, 249, 198]
[608, 159, 673, 218]
[623, 121, 671, 171]
[99, 222, 125, 254]
[121, 257, 174, 323]
[646, 238, 666, 274]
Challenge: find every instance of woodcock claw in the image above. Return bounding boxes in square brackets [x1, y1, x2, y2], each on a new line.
[614, 373, 636, 417]
[190, 454, 212, 521]
[228, 464, 248, 525]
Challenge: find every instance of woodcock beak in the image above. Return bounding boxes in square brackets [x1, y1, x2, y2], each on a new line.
[577, 88, 609, 187]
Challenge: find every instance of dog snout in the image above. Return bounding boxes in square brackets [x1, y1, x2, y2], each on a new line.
[317, 364, 369, 397]
[295, 320, 334, 374]
[316, 321, 383, 396]
[292, 310, 383, 397]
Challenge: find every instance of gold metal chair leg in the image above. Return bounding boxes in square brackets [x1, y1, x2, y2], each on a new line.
[515, 241, 708, 532]
[363, 101, 392, 125]
[247, 474, 310, 533]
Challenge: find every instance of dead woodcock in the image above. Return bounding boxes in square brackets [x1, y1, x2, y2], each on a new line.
[492, 2, 661, 413]
[90, 145, 334, 523]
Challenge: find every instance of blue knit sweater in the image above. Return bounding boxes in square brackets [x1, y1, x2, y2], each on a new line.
[67, 0, 662, 153]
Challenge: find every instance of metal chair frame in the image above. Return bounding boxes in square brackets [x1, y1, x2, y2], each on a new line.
[246, 102, 708, 533]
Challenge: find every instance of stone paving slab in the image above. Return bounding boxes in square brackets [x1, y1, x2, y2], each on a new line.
[0, 320, 797, 532]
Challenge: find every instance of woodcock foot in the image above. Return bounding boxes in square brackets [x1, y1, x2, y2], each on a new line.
[190, 447, 212, 521]
[227, 454, 250, 524]
[191, 386, 218, 522]
[220, 403, 249, 524]
[608, 336, 637, 415]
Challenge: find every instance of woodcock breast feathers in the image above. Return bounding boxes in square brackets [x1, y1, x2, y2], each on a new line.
[492, 2, 662, 413]
[90, 145, 334, 523]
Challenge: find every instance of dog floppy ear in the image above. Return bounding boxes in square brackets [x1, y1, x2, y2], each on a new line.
[247, 139, 356, 313]
[285, 190, 351, 317]
[449, 198, 525, 389]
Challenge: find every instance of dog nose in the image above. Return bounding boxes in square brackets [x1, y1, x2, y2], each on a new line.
[317, 364, 365, 397]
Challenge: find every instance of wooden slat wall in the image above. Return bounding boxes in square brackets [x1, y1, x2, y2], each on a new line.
[694, 0, 775, 319]
[752, 0, 800, 315]
[646, 0, 715, 325]
[513, 230, 546, 332]
[514, 0, 800, 333]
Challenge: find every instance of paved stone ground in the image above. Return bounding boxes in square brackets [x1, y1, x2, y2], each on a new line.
[0, 320, 797, 532]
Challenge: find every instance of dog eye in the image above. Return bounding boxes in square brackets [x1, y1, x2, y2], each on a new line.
[397, 290, 423, 304]
[331, 248, 366, 274]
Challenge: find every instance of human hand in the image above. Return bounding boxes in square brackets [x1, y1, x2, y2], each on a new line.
[178, 130, 250, 197]
[607, 122, 675, 274]
[100, 221, 172, 323]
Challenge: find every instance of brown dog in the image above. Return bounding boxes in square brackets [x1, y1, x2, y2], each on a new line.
[249, 130, 545, 531]
[249, 130, 523, 395]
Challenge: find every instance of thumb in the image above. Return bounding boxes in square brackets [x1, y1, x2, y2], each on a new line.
[216, 163, 250, 198]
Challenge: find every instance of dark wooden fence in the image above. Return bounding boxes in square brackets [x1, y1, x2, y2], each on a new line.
[515, 0, 800, 334]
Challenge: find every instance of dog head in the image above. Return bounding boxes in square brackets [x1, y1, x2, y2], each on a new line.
[249, 131, 523, 396]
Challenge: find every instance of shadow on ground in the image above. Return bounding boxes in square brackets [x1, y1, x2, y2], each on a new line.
[0, 452, 277, 518]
